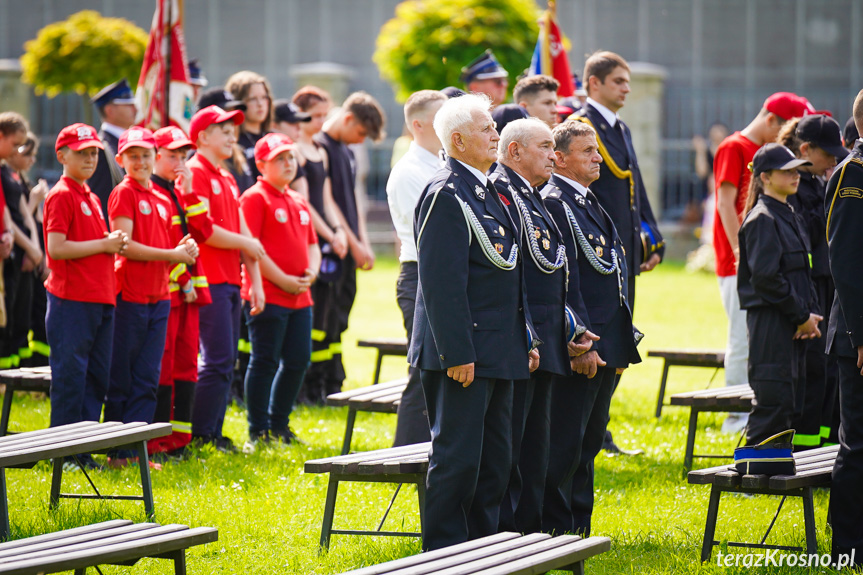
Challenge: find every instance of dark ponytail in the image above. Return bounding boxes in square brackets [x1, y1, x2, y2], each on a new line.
[743, 170, 766, 216]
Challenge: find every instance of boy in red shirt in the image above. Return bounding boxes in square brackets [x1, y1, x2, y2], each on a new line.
[186, 105, 266, 452]
[105, 128, 198, 465]
[148, 126, 213, 458]
[712, 92, 812, 433]
[240, 133, 320, 449]
[44, 123, 129, 469]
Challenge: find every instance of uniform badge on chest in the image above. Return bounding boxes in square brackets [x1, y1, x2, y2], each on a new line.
[275, 208, 288, 223]
[474, 185, 485, 200]
[211, 179, 221, 195]
[595, 246, 604, 258]
[80, 201, 92, 216]
[138, 200, 152, 215]
[542, 238, 551, 251]
[494, 242, 504, 254]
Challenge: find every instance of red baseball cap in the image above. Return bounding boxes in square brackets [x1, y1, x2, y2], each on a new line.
[153, 126, 195, 150]
[55, 123, 104, 152]
[189, 105, 244, 144]
[117, 127, 157, 155]
[764, 92, 815, 121]
[254, 132, 295, 163]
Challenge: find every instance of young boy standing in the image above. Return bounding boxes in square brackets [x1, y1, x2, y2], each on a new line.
[148, 126, 213, 457]
[187, 105, 266, 452]
[44, 124, 128, 469]
[105, 128, 198, 465]
[240, 133, 320, 450]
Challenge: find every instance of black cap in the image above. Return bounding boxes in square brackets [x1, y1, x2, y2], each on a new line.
[196, 88, 245, 113]
[492, 104, 529, 134]
[843, 116, 859, 148]
[460, 49, 508, 84]
[273, 100, 311, 124]
[188, 59, 208, 87]
[441, 86, 466, 99]
[795, 114, 849, 160]
[751, 143, 812, 176]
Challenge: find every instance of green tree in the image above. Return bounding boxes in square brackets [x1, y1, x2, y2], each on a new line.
[374, 0, 541, 103]
[20, 10, 147, 112]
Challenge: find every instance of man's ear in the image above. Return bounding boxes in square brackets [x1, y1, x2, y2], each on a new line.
[508, 140, 520, 160]
[553, 150, 565, 167]
[451, 131, 464, 152]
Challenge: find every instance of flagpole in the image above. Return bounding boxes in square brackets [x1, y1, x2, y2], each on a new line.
[164, 0, 172, 128]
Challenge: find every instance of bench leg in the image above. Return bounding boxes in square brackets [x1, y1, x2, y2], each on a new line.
[0, 388, 13, 436]
[684, 409, 699, 472]
[173, 549, 187, 575]
[802, 487, 818, 555]
[137, 441, 155, 521]
[372, 353, 383, 386]
[74, 569, 86, 575]
[701, 484, 722, 562]
[655, 361, 670, 418]
[340, 409, 357, 455]
[0, 469, 8, 541]
[319, 475, 340, 552]
[416, 479, 426, 538]
[50, 457, 63, 509]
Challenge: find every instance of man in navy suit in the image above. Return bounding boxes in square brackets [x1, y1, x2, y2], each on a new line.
[491, 118, 596, 533]
[409, 93, 538, 551]
[542, 120, 642, 536]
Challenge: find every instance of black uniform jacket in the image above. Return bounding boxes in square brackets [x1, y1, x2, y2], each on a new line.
[737, 194, 817, 327]
[409, 157, 532, 381]
[491, 163, 573, 377]
[826, 140, 863, 357]
[572, 103, 664, 273]
[543, 174, 640, 369]
[87, 129, 122, 228]
[788, 171, 830, 279]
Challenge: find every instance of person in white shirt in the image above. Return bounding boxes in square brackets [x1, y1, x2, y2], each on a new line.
[386, 89, 447, 446]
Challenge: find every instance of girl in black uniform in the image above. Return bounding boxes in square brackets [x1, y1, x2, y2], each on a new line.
[737, 143, 821, 446]
[777, 114, 849, 448]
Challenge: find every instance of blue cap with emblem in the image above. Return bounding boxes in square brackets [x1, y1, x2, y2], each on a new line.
[91, 78, 136, 108]
[460, 50, 508, 85]
[188, 59, 208, 87]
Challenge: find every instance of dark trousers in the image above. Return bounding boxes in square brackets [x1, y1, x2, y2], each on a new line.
[46, 294, 113, 427]
[393, 262, 429, 446]
[543, 366, 616, 536]
[745, 307, 805, 446]
[1, 252, 33, 368]
[421, 370, 512, 551]
[829, 356, 863, 564]
[104, 297, 170, 428]
[193, 283, 241, 438]
[27, 269, 49, 367]
[499, 370, 552, 533]
[243, 303, 312, 435]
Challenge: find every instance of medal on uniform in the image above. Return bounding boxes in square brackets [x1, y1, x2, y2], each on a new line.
[534, 228, 541, 239]
[589, 234, 594, 240]
[521, 187, 530, 195]
[499, 225, 505, 236]
[544, 229, 550, 238]
[576, 195, 585, 207]
[600, 235, 606, 246]
[474, 185, 485, 200]
[596, 246, 604, 258]
[494, 242, 504, 254]
[542, 238, 551, 250]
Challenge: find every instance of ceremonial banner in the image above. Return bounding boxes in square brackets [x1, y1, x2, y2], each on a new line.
[136, 0, 194, 131]
[529, 2, 574, 97]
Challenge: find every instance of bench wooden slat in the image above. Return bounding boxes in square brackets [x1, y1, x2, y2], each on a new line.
[647, 349, 725, 363]
[470, 536, 611, 575]
[356, 339, 408, 353]
[0, 422, 127, 452]
[333, 450, 430, 474]
[0, 521, 132, 552]
[304, 443, 430, 473]
[339, 532, 524, 575]
[0, 523, 153, 560]
[327, 378, 408, 405]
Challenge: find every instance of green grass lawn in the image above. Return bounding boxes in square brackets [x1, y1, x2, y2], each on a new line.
[2, 257, 840, 573]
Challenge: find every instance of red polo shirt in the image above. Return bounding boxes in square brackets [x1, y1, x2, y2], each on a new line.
[43, 176, 116, 304]
[240, 179, 317, 309]
[186, 153, 241, 286]
[108, 176, 173, 303]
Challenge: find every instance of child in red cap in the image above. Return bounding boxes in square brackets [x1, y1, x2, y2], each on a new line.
[104, 127, 199, 466]
[240, 133, 320, 450]
[186, 105, 266, 452]
[44, 123, 129, 470]
[147, 126, 213, 458]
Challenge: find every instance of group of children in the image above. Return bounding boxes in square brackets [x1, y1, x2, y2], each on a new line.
[41, 103, 321, 466]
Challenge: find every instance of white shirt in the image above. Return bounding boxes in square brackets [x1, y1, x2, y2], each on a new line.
[455, 159, 488, 187]
[386, 142, 442, 262]
[585, 97, 620, 128]
[552, 173, 589, 198]
[100, 122, 126, 141]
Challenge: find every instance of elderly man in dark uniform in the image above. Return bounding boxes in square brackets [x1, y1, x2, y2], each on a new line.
[410, 93, 538, 551]
[490, 117, 595, 533]
[87, 78, 137, 220]
[542, 120, 642, 536]
[825, 89, 863, 567]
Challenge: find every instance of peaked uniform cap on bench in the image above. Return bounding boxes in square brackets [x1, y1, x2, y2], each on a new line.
[734, 429, 796, 476]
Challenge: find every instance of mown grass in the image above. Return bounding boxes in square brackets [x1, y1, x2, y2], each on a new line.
[2, 257, 842, 573]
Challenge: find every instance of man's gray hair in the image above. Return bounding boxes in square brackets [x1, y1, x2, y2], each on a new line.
[498, 118, 552, 161]
[552, 120, 597, 153]
[433, 93, 493, 155]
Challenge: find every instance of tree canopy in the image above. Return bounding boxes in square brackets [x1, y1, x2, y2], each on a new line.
[374, 0, 541, 103]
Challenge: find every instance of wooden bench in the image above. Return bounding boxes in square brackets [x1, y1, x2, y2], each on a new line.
[0, 368, 52, 436]
[337, 531, 611, 575]
[326, 378, 407, 454]
[688, 445, 838, 562]
[0, 519, 217, 574]
[647, 349, 725, 418]
[356, 338, 408, 385]
[0, 421, 171, 540]
[304, 442, 429, 550]
[669, 384, 753, 471]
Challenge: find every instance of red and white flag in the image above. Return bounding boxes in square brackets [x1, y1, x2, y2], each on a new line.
[135, 0, 194, 131]
[529, 2, 575, 97]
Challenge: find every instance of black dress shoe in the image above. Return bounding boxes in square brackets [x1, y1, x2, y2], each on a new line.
[602, 430, 643, 456]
